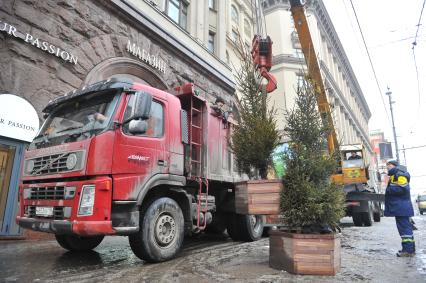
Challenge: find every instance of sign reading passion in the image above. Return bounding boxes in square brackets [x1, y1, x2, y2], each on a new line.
[0, 94, 40, 143]
[126, 40, 166, 74]
[0, 20, 78, 65]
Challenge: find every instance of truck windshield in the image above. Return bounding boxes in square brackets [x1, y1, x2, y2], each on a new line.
[342, 159, 364, 169]
[30, 89, 120, 149]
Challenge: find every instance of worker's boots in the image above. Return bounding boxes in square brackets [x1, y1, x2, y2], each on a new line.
[396, 251, 415, 257]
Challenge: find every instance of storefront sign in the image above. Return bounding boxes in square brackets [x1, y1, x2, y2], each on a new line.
[126, 40, 166, 74]
[0, 94, 40, 142]
[0, 20, 78, 65]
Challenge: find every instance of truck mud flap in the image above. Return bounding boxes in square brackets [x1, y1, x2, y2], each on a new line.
[111, 201, 139, 234]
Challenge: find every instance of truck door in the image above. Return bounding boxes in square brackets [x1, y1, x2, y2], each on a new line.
[112, 94, 168, 200]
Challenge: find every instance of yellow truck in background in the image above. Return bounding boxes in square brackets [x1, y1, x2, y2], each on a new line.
[334, 144, 384, 227]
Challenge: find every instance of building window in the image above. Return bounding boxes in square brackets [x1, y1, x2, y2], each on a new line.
[209, 0, 215, 10]
[294, 48, 304, 58]
[231, 29, 239, 42]
[245, 41, 250, 51]
[296, 73, 304, 90]
[231, 5, 239, 24]
[244, 19, 251, 38]
[165, 0, 188, 29]
[208, 32, 215, 53]
[226, 51, 230, 65]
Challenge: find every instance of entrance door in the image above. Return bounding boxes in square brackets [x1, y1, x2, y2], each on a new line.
[0, 139, 24, 236]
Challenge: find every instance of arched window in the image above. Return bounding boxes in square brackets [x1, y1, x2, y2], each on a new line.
[84, 57, 168, 90]
[231, 5, 239, 24]
[244, 19, 251, 38]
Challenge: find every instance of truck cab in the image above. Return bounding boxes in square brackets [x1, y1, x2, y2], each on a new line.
[340, 144, 368, 185]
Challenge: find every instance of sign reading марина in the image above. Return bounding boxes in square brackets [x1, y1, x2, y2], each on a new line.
[0, 94, 40, 143]
[0, 20, 78, 65]
[126, 40, 166, 74]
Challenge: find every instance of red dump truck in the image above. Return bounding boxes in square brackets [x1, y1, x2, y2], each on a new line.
[17, 78, 264, 262]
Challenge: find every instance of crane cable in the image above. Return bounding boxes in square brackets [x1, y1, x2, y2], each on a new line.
[251, 0, 267, 37]
[349, 0, 392, 127]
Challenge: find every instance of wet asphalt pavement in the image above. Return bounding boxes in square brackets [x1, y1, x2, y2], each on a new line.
[1, 216, 426, 282]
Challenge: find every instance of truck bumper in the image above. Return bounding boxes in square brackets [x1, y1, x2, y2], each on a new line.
[16, 217, 116, 236]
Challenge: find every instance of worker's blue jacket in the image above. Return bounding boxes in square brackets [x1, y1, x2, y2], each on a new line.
[384, 166, 414, 217]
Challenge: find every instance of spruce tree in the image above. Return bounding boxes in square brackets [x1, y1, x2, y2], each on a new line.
[230, 36, 280, 179]
[280, 78, 345, 232]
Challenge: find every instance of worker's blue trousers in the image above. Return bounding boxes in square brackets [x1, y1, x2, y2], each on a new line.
[395, 216, 415, 253]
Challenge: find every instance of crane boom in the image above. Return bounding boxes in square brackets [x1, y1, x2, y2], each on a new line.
[289, 0, 339, 154]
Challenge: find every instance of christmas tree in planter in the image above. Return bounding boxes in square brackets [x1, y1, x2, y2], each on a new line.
[230, 37, 279, 180]
[230, 36, 283, 219]
[269, 77, 345, 275]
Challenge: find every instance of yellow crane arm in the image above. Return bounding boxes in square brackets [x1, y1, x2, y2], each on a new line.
[290, 0, 339, 154]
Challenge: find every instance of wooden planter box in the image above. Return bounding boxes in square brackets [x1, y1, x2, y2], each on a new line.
[235, 179, 283, 215]
[269, 230, 341, 275]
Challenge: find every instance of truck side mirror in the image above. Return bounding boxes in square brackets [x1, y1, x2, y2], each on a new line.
[131, 91, 152, 120]
[129, 120, 148, 135]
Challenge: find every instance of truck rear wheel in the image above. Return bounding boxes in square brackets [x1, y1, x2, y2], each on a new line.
[227, 213, 264, 242]
[373, 212, 381, 222]
[129, 197, 184, 263]
[352, 213, 363, 226]
[55, 234, 104, 251]
[362, 205, 373, 227]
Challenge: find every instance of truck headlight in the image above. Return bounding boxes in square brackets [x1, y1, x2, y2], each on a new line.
[78, 185, 95, 216]
[66, 153, 78, 170]
[26, 160, 35, 173]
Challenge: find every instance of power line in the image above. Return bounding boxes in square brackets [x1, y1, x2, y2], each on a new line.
[349, 0, 392, 126]
[407, 0, 426, 134]
[370, 34, 426, 49]
[398, 144, 426, 150]
[406, 48, 422, 133]
[412, 0, 426, 48]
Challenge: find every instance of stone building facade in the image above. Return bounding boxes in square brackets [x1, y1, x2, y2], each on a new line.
[0, 0, 239, 119]
[262, 0, 373, 158]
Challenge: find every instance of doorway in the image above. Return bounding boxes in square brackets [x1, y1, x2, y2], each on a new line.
[0, 138, 24, 236]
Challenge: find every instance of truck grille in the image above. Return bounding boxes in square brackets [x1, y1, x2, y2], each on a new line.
[29, 186, 65, 200]
[26, 206, 66, 220]
[31, 153, 70, 175]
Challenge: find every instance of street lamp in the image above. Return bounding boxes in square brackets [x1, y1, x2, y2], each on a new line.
[386, 88, 400, 163]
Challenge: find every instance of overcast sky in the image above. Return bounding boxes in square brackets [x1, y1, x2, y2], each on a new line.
[322, 0, 426, 195]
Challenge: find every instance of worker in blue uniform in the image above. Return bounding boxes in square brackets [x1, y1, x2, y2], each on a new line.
[384, 160, 415, 257]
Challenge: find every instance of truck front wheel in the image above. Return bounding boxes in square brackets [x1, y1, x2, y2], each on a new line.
[129, 197, 184, 263]
[55, 235, 104, 251]
[227, 213, 264, 242]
